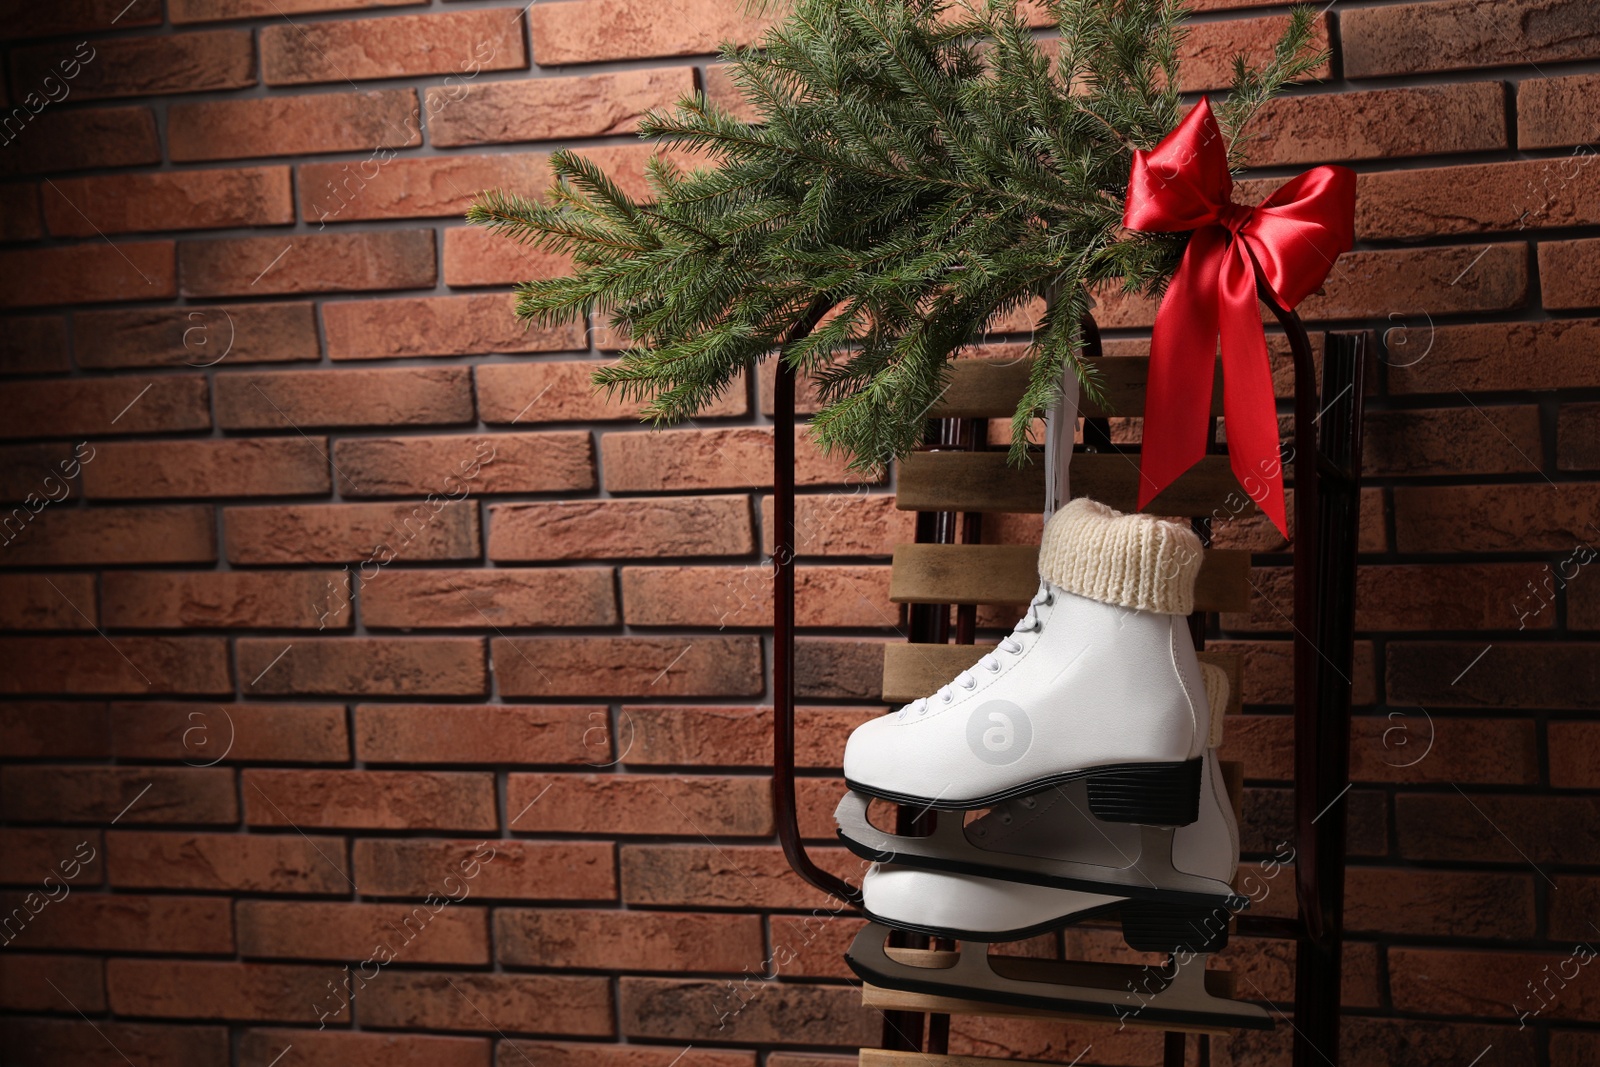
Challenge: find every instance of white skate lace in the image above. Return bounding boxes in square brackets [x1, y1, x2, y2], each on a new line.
[897, 582, 1055, 719]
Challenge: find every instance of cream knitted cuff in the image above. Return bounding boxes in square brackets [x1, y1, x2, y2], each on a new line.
[1037, 497, 1203, 615]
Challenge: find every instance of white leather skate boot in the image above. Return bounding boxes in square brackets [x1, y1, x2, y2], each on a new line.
[844, 498, 1209, 816]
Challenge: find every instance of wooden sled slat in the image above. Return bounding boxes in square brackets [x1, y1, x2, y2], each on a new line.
[896, 452, 1251, 516]
[930, 356, 1225, 420]
[882, 644, 1243, 713]
[889, 544, 1251, 613]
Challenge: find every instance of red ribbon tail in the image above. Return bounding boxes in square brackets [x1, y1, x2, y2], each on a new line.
[1138, 229, 1226, 512]
[1217, 250, 1289, 536]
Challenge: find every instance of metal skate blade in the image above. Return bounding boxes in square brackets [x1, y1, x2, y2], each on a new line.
[835, 790, 1248, 910]
[845, 922, 1273, 1032]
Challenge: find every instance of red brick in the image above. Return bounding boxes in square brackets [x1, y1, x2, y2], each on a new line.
[476, 360, 748, 423]
[75, 303, 320, 369]
[1540, 238, 1600, 309]
[507, 773, 770, 836]
[353, 838, 615, 900]
[1, 377, 208, 439]
[0, 1018, 228, 1067]
[444, 226, 575, 287]
[0, 505, 215, 567]
[0, 442, 78, 502]
[335, 432, 594, 495]
[427, 68, 695, 147]
[1346, 868, 1534, 940]
[108, 830, 350, 894]
[1552, 876, 1600, 940]
[43, 167, 292, 237]
[224, 500, 480, 565]
[496, 908, 762, 972]
[620, 705, 874, 769]
[237, 900, 489, 963]
[1395, 484, 1600, 553]
[263, 10, 525, 86]
[1306, 244, 1528, 319]
[102, 571, 348, 630]
[488, 496, 753, 561]
[493, 636, 762, 698]
[1549, 721, 1600, 787]
[1, 892, 233, 953]
[0, 316, 68, 374]
[0, 241, 175, 307]
[500, 1043, 755, 1067]
[1176, 14, 1330, 93]
[760, 492, 915, 556]
[217, 366, 473, 430]
[180, 229, 434, 297]
[169, 89, 421, 163]
[0, 0, 161, 38]
[0, 829, 103, 886]
[620, 976, 876, 1045]
[1398, 794, 1600, 865]
[1341, 1017, 1532, 1067]
[2, 764, 236, 825]
[355, 704, 604, 765]
[110, 702, 349, 764]
[11, 31, 255, 101]
[622, 565, 897, 629]
[0, 953, 104, 1012]
[1558, 402, 1600, 470]
[0, 182, 42, 240]
[794, 636, 890, 700]
[0, 107, 160, 176]
[1359, 159, 1600, 240]
[82, 438, 329, 500]
[236, 637, 487, 697]
[1344, 0, 1600, 78]
[301, 152, 547, 225]
[1391, 947, 1600, 1021]
[172, 0, 414, 20]
[1553, 1032, 1600, 1067]
[325, 292, 582, 359]
[1520, 72, 1600, 149]
[1350, 713, 1536, 790]
[1389, 319, 1600, 395]
[767, 914, 866, 980]
[1226, 563, 1552, 632]
[0, 702, 108, 757]
[0, 574, 96, 630]
[362, 568, 615, 629]
[603, 427, 871, 492]
[361, 971, 614, 1035]
[237, 1029, 490, 1067]
[528, 0, 768, 63]
[0, 636, 230, 695]
[107, 959, 338, 1022]
[244, 768, 495, 831]
[1363, 405, 1543, 477]
[1399, 644, 1574, 713]
[621, 844, 859, 909]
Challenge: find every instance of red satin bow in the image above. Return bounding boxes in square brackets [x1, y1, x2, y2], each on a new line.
[1122, 97, 1355, 535]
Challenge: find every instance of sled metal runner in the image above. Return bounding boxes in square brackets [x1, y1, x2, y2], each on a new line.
[770, 288, 1367, 1067]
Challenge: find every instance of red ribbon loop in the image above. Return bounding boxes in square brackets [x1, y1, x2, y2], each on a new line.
[1122, 97, 1355, 536]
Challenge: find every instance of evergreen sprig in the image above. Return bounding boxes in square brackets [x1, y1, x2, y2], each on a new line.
[467, 0, 1323, 473]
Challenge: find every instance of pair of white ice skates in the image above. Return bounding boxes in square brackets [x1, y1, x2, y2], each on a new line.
[835, 498, 1269, 1029]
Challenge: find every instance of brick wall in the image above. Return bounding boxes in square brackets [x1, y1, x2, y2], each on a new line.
[1, 1, 1598, 1065]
